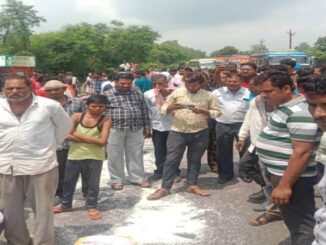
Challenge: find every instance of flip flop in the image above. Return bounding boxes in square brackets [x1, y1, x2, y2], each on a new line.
[53, 205, 73, 214]
[88, 209, 103, 220]
[249, 212, 282, 226]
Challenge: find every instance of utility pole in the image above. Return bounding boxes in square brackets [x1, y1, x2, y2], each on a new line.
[287, 29, 296, 50]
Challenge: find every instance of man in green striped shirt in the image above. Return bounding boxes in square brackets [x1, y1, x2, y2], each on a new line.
[255, 70, 322, 245]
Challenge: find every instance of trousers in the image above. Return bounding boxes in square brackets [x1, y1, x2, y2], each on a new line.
[0, 167, 58, 245]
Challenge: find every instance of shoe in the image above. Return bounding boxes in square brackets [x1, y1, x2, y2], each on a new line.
[248, 189, 266, 204]
[147, 188, 171, 200]
[253, 203, 268, 212]
[248, 189, 264, 199]
[249, 211, 283, 226]
[133, 180, 151, 188]
[217, 176, 233, 184]
[174, 176, 182, 183]
[88, 209, 103, 220]
[53, 204, 73, 214]
[240, 176, 253, 183]
[147, 173, 162, 182]
[111, 183, 124, 191]
[186, 185, 211, 197]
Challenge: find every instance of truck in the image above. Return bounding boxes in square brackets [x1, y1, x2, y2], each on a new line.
[0, 55, 35, 78]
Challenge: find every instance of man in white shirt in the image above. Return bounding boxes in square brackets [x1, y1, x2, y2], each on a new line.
[0, 74, 72, 245]
[144, 74, 173, 181]
[213, 72, 250, 184]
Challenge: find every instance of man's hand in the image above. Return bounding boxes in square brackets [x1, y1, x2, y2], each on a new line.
[235, 139, 245, 152]
[143, 128, 152, 139]
[191, 108, 209, 116]
[271, 185, 292, 205]
[167, 104, 183, 113]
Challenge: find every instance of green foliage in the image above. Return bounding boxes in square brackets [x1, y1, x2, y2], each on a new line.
[149, 40, 205, 68]
[0, 0, 45, 54]
[211, 46, 239, 56]
[250, 43, 268, 54]
[311, 37, 326, 64]
[294, 42, 311, 53]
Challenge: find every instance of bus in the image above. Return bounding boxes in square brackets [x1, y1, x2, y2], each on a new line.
[250, 51, 315, 68]
[187, 58, 226, 70]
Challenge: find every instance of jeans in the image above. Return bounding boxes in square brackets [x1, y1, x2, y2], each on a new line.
[270, 174, 316, 245]
[152, 129, 169, 175]
[215, 122, 248, 179]
[61, 159, 103, 209]
[56, 149, 88, 197]
[238, 149, 265, 186]
[161, 129, 209, 190]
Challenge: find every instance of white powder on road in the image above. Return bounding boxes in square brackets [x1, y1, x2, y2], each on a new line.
[112, 192, 206, 244]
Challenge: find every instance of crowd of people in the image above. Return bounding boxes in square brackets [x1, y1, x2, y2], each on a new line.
[1, 60, 326, 244]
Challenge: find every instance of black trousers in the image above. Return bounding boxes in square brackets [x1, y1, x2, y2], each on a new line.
[56, 149, 88, 197]
[270, 174, 316, 245]
[215, 122, 248, 179]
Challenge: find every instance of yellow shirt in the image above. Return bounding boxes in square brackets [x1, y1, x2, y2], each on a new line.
[161, 88, 221, 133]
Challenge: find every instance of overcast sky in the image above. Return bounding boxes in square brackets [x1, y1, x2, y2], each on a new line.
[2, 0, 326, 54]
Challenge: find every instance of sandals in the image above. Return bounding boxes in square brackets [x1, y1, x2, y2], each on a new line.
[133, 181, 151, 188]
[147, 188, 171, 200]
[111, 183, 124, 191]
[53, 205, 73, 214]
[88, 209, 103, 220]
[249, 211, 283, 226]
[186, 185, 211, 197]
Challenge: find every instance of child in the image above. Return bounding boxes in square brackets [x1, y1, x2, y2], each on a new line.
[53, 94, 111, 220]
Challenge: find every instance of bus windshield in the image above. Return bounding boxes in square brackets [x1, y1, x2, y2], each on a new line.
[268, 55, 308, 65]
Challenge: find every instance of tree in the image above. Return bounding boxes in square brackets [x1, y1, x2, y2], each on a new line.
[294, 42, 311, 53]
[211, 46, 239, 56]
[250, 40, 268, 54]
[0, 0, 45, 54]
[149, 40, 205, 68]
[311, 37, 326, 64]
[105, 22, 160, 65]
[30, 23, 109, 76]
[314, 37, 326, 52]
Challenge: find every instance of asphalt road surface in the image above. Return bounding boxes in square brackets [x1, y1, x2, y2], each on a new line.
[2, 139, 296, 245]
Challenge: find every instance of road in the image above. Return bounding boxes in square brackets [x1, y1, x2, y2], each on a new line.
[1, 139, 292, 245]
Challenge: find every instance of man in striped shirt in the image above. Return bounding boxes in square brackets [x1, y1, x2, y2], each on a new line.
[255, 70, 322, 245]
[299, 74, 326, 245]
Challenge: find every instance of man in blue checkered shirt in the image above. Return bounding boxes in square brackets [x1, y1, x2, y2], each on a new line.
[103, 72, 152, 190]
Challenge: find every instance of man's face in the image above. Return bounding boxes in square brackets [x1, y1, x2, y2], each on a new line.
[225, 75, 242, 93]
[87, 103, 106, 116]
[115, 78, 133, 93]
[46, 87, 66, 101]
[258, 80, 290, 106]
[240, 65, 256, 80]
[185, 81, 201, 94]
[3, 79, 32, 102]
[306, 93, 326, 131]
[153, 78, 167, 90]
[179, 69, 187, 76]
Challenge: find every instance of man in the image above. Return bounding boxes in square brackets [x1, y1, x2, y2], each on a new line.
[43, 80, 86, 203]
[144, 74, 173, 181]
[134, 69, 153, 93]
[240, 62, 257, 88]
[213, 72, 250, 184]
[103, 72, 151, 190]
[147, 71, 221, 200]
[0, 74, 72, 244]
[299, 74, 326, 245]
[169, 66, 187, 88]
[280, 58, 298, 82]
[255, 70, 321, 245]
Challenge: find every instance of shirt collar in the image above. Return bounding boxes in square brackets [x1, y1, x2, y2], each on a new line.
[279, 95, 305, 108]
